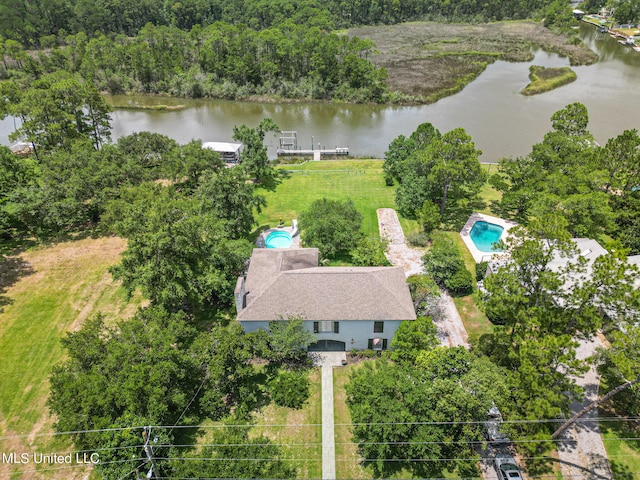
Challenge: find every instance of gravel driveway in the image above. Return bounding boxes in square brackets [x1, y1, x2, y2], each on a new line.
[557, 336, 612, 479]
[377, 208, 469, 348]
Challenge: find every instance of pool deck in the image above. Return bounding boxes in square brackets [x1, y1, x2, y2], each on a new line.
[460, 213, 518, 263]
[256, 224, 301, 248]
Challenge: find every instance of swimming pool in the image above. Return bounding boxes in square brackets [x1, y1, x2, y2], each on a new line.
[265, 230, 293, 248]
[469, 221, 504, 252]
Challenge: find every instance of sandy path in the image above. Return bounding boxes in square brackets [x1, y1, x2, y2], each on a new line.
[557, 337, 612, 479]
[377, 208, 469, 348]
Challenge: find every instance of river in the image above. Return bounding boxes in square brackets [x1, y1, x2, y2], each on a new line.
[2, 24, 640, 161]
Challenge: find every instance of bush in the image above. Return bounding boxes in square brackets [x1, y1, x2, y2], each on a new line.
[476, 261, 489, 281]
[350, 236, 390, 266]
[269, 370, 310, 409]
[422, 231, 465, 285]
[385, 173, 395, 186]
[407, 231, 430, 247]
[423, 231, 473, 296]
[418, 201, 441, 235]
[445, 267, 474, 296]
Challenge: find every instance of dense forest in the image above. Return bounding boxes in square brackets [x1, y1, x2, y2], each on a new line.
[0, 0, 596, 103]
[2, 0, 561, 47]
[0, 22, 389, 102]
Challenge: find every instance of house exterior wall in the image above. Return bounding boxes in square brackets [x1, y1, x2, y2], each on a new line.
[239, 319, 404, 351]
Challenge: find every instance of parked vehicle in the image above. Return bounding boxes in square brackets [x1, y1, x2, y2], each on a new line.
[494, 453, 523, 479]
[485, 405, 510, 444]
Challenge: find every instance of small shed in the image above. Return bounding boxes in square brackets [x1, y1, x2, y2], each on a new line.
[202, 141, 243, 163]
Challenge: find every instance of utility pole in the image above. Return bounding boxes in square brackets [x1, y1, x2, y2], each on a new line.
[142, 427, 160, 479]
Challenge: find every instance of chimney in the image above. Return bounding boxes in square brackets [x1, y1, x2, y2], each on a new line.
[234, 276, 246, 314]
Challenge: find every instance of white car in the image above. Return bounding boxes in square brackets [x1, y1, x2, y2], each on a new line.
[494, 454, 523, 480]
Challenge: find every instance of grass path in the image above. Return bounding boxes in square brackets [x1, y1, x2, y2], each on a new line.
[0, 237, 140, 479]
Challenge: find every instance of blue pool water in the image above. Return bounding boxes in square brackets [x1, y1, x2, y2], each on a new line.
[469, 221, 504, 252]
[265, 231, 292, 248]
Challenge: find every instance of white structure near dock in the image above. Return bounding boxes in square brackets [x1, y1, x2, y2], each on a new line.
[202, 141, 243, 163]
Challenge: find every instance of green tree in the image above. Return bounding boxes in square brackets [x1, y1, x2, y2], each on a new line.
[48, 308, 204, 478]
[390, 316, 439, 365]
[422, 231, 472, 295]
[481, 214, 639, 443]
[0, 146, 37, 235]
[346, 349, 508, 478]
[193, 322, 259, 420]
[168, 422, 295, 479]
[426, 128, 485, 217]
[550, 102, 591, 137]
[196, 167, 265, 239]
[260, 316, 316, 365]
[596, 129, 640, 195]
[106, 184, 252, 314]
[383, 123, 441, 184]
[10, 140, 146, 237]
[165, 139, 225, 190]
[395, 167, 433, 219]
[269, 369, 310, 408]
[417, 201, 441, 236]
[299, 198, 364, 259]
[232, 118, 280, 186]
[9, 71, 112, 153]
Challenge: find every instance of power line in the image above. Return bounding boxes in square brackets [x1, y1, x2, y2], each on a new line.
[3, 414, 640, 440]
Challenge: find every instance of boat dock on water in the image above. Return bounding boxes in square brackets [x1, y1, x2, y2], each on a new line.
[580, 14, 640, 50]
[276, 131, 349, 159]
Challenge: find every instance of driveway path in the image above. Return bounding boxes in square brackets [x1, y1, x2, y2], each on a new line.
[377, 208, 469, 348]
[377, 208, 424, 277]
[310, 352, 346, 480]
[557, 336, 612, 480]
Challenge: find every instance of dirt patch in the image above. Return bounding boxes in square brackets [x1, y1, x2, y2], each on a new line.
[348, 21, 598, 101]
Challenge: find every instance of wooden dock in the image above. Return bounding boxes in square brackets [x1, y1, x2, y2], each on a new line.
[276, 131, 349, 158]
[276, 147, 349, 157]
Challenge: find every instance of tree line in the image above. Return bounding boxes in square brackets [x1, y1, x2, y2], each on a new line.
[3, 0, 567, 48]
[1, 21, 389, 102]
[384, 103, 640, 254]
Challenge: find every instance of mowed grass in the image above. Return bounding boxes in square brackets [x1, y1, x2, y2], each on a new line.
[334, 363, 369, 480]
[250, 368, 323, 478]
[601, 419, 640, 479]
[442, 231, 494, 341]
[0, 237, 141, 479]
[256, 160, 405, 237]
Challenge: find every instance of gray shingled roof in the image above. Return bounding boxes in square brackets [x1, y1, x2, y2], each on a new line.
[237, 249, 416, 322]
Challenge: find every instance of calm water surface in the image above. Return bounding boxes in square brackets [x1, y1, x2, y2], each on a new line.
[2, 24, 639, 161]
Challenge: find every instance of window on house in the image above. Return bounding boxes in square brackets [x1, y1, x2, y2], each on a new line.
[314, 321, 338, 333]
[373, 321, 384, 333]
[368, 338, 388, 350]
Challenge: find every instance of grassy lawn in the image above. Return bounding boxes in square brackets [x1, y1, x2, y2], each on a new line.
[0, 237, 140, 480]
[601, 419, 640, 479]
[255, 159, 417, 237]
[250, 368, 323, 478]
[478, 163, 502, 216]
